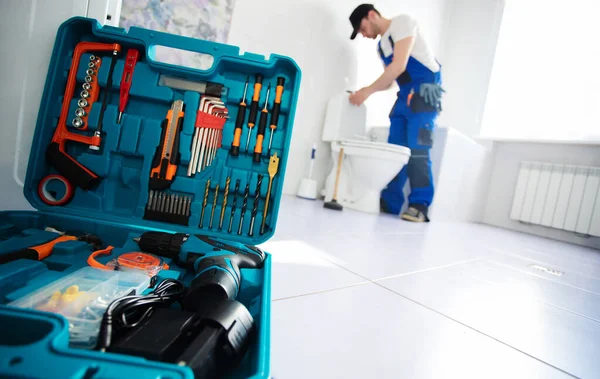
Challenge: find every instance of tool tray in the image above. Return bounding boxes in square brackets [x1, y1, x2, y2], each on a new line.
[0, 17, 300, 378]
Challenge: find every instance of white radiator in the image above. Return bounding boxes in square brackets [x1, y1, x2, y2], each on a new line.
[510, 162, 600, 237]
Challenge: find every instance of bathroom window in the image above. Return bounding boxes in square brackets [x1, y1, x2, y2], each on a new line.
[481, 0, 600, 142]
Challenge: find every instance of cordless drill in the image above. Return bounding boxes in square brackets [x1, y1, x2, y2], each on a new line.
[133, 231, 265, 310]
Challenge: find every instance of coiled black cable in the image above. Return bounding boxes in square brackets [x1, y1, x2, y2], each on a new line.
[96, 278, 186, 351]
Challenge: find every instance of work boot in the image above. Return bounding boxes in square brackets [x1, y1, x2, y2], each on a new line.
[401, 204, 430, 222]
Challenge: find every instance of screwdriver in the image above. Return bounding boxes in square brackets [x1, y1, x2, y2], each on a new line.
[246, 74, 264, 153]
[268, 77, 285, 155]
[230, 77, 248, 156]
[261, 153, 280, 235]
[253, 84, 271, 162]
[117, 49, 139, 124]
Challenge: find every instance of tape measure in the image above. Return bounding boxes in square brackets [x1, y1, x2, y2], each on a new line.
[38, 175, 74, 206]
[88, 247, 169, 275]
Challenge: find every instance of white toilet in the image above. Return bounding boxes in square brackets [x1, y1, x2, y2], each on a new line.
[321, 91, 411, 213]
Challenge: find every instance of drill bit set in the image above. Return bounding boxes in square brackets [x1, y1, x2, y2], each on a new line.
[188, 95, 228, 176]
[144, 191, 192, 226]
[198, 152, 280, 236]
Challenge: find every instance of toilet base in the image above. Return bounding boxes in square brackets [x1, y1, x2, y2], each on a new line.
[340, 190, 381, 214]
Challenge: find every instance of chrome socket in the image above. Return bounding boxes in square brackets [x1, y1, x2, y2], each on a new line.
[75, 108, 86, 117]
[88, 62, 96, 69]
[80, 90, 90, 99]
[77, 98, 88, 108]
[89, 55, 96, 61]
[84, 76, 93, 83]
[82, 82, 91, 91]
[86, 68, 95, 76]
[72, 117, 84, 129]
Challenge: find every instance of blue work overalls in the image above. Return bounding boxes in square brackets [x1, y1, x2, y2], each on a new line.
[379, 35, 442, 215]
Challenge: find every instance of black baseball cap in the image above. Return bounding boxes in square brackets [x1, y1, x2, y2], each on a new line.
[349, 4, 376, 40]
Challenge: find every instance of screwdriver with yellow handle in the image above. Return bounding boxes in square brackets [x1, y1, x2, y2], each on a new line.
[230, 77, 249, 156]
[150, 100, 185, 190]
[253, 84, 271, 162]
[268, 77, 285, 155]
[246, 74, 264, 152]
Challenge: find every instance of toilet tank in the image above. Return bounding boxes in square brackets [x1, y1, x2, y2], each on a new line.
[322, 91, 367, 142]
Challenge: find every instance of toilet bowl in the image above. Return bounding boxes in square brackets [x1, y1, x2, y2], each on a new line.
[321, 91, 411, 213]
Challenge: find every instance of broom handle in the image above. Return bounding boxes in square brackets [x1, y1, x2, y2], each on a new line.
[332, 148, 344, 201]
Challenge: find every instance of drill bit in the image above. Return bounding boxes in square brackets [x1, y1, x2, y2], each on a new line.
[261, 153, 280, 235]
[238, 184, 250, 235]
[169, 194, 175, 214]
[147, 191, 154, 211]
[200, 179, 211, 228]
[209, 185, 219, 229]
[219, 177, 231, 230]
[249, 175, 263, 236]
[184, 195, 190, 216]
[228, 179, 240, 233]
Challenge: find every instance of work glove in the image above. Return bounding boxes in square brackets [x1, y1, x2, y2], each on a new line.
[419, 83, 445, 108]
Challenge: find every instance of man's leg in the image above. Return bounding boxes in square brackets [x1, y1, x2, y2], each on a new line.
[380, 116, 409, 215]
[403, 112, 437, 221]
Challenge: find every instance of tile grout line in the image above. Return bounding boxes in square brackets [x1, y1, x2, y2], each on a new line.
[372, 281, 579, 379]
[372, 258, 484, 282]
[291, 253, 579, 378]
[272, 281, 371, 302]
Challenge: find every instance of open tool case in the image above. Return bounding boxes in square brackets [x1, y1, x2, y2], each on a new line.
[0, 17, 300, 378]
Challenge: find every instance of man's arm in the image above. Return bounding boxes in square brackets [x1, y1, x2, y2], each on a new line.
[349, 36, 415, 105]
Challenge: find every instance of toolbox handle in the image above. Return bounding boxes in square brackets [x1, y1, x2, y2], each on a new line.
[125, 27, 241, 70]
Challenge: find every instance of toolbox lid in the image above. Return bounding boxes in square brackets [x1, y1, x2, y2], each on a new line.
[23, 17, 301, 245]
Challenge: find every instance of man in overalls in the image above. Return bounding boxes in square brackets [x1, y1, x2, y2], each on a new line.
[349, 4, 443, 222]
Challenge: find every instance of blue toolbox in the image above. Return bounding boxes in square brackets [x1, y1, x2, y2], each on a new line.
[0, 17, 300, 378]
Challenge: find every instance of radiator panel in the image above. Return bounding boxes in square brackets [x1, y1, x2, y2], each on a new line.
[510, 162, 600, 237]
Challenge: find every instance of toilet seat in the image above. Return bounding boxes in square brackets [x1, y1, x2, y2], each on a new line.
[338, 139, 411, 161]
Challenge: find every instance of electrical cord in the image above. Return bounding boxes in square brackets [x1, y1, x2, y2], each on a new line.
[96, 278, 186, 351]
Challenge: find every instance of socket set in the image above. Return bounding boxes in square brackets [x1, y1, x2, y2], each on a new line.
[72, 55, 102, 130]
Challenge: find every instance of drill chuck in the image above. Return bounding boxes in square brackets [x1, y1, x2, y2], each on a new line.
[133, 232, 188, 259]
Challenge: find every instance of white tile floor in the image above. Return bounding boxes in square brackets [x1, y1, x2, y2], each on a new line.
[262, 195, 600, 379]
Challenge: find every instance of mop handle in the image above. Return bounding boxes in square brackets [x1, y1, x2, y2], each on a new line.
[332, 148, 344, 201]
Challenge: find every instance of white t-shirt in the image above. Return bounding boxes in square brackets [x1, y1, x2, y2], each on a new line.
[379, 15, 440, 73]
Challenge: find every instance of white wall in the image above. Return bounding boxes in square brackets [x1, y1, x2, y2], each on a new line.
[228, 0, 452, 196]
[436, 0, 505, 138]
[483, 142, 600, 249]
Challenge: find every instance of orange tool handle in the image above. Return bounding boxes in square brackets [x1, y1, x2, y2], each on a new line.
[149, 107, 185, 190]
[269, 77, 285, 131]
[253, 109, 268, 162]
[0, 235, 77, 264]
[87, 246, 115, 269]
[247, 74, 263, 128]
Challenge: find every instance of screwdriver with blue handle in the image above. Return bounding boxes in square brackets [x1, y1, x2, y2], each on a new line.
[133, 231, 265, 310]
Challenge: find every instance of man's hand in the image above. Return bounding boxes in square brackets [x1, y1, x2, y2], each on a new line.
[349, 87, 373, 106]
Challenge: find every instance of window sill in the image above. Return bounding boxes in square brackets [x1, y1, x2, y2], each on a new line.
[475, 136, 600, 146]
